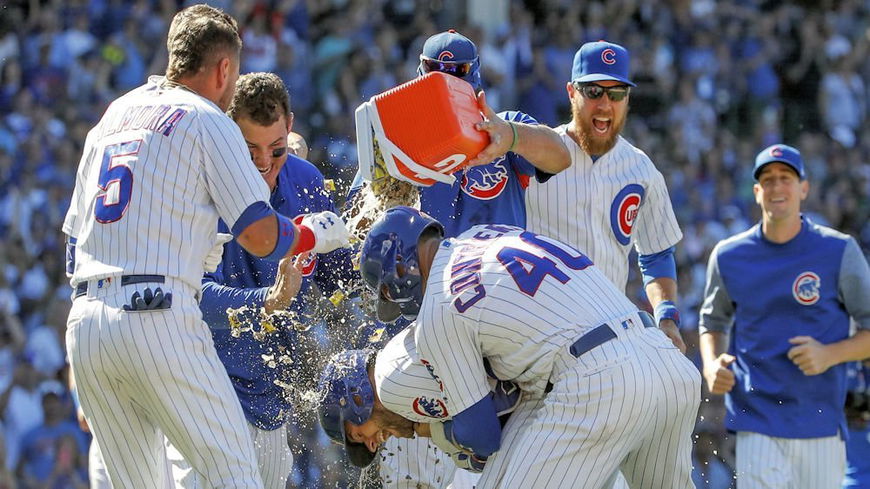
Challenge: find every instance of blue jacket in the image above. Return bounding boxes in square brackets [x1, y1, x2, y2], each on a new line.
[200, 155, 355, 430]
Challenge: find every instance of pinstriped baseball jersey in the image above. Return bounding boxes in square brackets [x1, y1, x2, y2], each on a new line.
[415, 224, 639, 404]
[525, 126, 681, 289]
[374, 326, 456, 489]
[63, 75, 270, 290]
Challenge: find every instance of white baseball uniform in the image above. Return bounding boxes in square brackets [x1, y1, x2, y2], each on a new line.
[413, 225, 700, 489]
[375, 326, 458, 489]
[64, 75, 269, 489]
[525, 128, 682, 289]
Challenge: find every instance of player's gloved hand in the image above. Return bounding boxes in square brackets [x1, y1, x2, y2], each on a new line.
[295, 211, 350, 254]
[204, 233, 233, 273]
[264, 253, 308, 314]
[490, 380, 522, 417]
[123, 287, 172, 311]
[429, 421, 487, 473]
[703, 353, 736, 394]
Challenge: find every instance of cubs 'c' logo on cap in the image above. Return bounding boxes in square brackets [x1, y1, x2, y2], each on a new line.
[299, 253, 317, 276]
[438, 51, 455, 61]
[792, 272, 821, 305]
[609, 184, 645, 246]
[601, 48, 617, 65]
[461, 156, 510, 200]
[770, 146, 783, 158]
[412, 396, 449, 418]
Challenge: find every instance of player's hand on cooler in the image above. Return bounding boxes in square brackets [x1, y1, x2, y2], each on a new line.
[204, 233, 234, 273]
[296, 211, 350, 254]
[787, 336, 834, 375]
[264, 252, 308, 314]
[466, 91, 514, 168]
[703, 353, 736, 394]
[659, 319, 687, 354]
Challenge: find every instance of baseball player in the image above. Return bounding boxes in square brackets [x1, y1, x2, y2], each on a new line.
[62, 6, 349, 489]
[524, 41, 685, 353]
[347, 30, 570, 489]
[354, 206, 700, 489]
[699, 144, 870, 489]
[161, 73, 356, 489]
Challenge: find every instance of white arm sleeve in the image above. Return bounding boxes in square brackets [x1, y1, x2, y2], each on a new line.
[199, 110, 270, 229]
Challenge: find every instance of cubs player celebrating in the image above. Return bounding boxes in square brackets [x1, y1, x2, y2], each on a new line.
[317, 326, 522, 473]
[62, 6, 349, 489]
[348, 30, 570, 489]
[699, 144, 870, 489]
[524, 41, 685, 353]
[353, 206, 700, 489]
[162, 73, 356, 489]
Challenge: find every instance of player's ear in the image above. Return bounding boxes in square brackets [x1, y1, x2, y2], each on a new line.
[753, 183, 762, 205]
[799, 180, 809, 201]
[566, 81, 575, 98]
[286, 112, 294, 132]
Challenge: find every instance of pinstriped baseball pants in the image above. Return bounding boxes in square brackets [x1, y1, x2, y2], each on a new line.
[67, 279, 263, 489]
[166, 424, 293, 489]
[736, 431, 845, 489]
[478, 325, 700, 489]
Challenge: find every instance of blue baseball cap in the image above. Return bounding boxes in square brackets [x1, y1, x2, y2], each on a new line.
[571, 41, 635, 87]
[753, 144, 805, 181]
[418, 29, 481, 90]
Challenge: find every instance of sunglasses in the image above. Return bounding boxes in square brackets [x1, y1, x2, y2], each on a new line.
[249, 146, 288, 161]
[420, 56, 475, 78]
[573, 82, 630, 102]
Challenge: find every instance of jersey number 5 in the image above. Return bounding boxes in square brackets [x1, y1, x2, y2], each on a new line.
[95, 140, 141, 223]
[497, 232, 592, 297]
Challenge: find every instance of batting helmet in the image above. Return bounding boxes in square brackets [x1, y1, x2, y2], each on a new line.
[317, 350, 378, 467]
[417, 29, 481, 90]
[359, 206, 444, 322]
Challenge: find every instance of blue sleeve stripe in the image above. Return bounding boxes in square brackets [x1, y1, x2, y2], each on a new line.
[638, 246, 677, 285]
[231, 201, 273, 237]
[262, 213, 296, 262]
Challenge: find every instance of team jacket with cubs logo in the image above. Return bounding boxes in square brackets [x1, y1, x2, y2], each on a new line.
[199, 155, 355, 430]
[700, 216, 870, 439]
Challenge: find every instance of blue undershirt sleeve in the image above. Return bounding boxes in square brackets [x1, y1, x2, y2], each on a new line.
[638, 246, 677, 286]
[200, 264, 269, 330]
[449, 394, 502, 457]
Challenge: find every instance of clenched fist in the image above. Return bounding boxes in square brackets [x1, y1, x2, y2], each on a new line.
[703, 353, 736, 395]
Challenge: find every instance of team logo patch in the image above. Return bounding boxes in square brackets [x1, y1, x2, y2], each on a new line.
[299, 253, 317, 277]
[412, 396, 449, 418]
[601, 48, 617, 65]
[769, 146, 783, 158]
[609, 184, 645, 246]
[460, 157, 509, 200]
[438, 50, 455, 61]
[420, 359, 444, 392]
[792, 272, 821, 306]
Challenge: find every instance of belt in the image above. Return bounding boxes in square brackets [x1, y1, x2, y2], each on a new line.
[546, 311, 657, 393]
[74, 275, 165, 299]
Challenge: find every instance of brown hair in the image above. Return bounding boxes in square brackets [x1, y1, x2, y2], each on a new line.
[227, 72, 291, 126]
[165, 4, 241, 80]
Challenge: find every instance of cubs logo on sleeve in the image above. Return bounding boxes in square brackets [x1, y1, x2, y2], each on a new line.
[412, 396, 450, 419]
[460, 157, 510, 200]
[609, 184, 645, 246]
[792, 271, 821, 305]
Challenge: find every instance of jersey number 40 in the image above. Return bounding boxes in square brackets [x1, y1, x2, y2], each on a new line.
[95, 140, 142, 223]
[497, 231, 593, 297]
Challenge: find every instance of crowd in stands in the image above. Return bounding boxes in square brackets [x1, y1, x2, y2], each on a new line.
[0, 0, 867, 487]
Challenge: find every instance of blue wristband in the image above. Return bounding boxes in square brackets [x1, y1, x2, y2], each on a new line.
[262, 213, 296, 262]
[654, 300, 681, 328]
